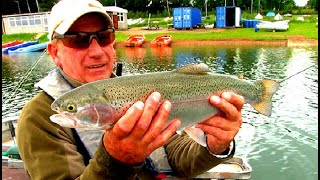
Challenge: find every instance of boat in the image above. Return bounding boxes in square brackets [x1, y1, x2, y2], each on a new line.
[8, 42, 49, 54]
[2, 40, 39, 54]
[2, 40, 24, 49]
[204, 24, 215, 29]
[255, 20, 289, 32]
[124, 35, 145, 47]
[195, 156, 252, 179]
[150, 35, 172, 47]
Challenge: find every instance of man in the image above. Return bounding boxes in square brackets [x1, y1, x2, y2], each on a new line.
[16, 0, 244, 179]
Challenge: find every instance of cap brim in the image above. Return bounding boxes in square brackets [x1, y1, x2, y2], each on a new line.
[54, 9, 113, 35]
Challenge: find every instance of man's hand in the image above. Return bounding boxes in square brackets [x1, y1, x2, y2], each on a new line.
[103, 92, 181, 164]
[196, 92, 244, 155]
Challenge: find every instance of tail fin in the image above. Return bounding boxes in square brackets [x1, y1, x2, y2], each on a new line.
[251, 80, 280, 116]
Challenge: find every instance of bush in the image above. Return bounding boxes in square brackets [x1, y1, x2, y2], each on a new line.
[292, 8, 318, 15]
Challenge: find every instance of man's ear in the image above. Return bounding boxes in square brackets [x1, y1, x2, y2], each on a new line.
[47, 42, 62, 68]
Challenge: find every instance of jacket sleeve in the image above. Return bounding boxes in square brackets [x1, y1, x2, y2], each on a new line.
[164, 132, 235, 178]
[16, 92, 143, 180]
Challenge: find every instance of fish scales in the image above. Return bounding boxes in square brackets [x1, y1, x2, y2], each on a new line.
[93, 71, 262, 107]
[51, 64, 278, 128]
[50, 63, 279, 146]
[98, 72, 262, 131]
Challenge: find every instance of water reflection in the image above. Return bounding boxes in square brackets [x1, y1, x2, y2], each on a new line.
[2, 52, 55, 119]
[124, 47, 146, 63]
[2, 46, 318, 180]
[150, 46, 173, 59]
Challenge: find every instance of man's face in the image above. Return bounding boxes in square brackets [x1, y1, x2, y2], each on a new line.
[49, 13, 115, 83]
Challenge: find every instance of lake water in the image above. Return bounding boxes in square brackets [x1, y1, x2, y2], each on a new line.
[2, 46, 318, 180]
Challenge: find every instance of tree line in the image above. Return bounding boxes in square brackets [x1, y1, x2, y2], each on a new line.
[101, 0, 318, 15]
[3, 0, 318, 16]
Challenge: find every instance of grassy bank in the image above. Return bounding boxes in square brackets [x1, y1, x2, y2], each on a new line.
[117, 21, 318, 41]
[2, 19, 318, 44]
[2, 33, 49, 44]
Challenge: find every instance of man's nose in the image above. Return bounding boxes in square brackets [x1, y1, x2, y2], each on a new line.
[88, 38, 104, 56]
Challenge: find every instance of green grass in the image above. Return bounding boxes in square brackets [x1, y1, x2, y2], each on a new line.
[2, 33, 49, 44]
[128, 14, 318, 28]
[118, 21, 318, 41]
[281, 22, 318, 39]
[2, 19, 318, 44]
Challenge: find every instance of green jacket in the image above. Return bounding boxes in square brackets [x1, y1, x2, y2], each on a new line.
[16, 70, 235, 180]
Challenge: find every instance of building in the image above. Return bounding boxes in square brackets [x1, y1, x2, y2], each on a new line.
[2, 12, 50, 35]
[104, 6, 128, 30]
[2, 6, 128, 35]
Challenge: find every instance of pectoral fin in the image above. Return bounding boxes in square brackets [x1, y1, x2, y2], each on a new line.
[184, 126, 207, 147]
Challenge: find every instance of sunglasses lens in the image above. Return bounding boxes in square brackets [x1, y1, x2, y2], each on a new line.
[72, 34, 91, 48]
[61, 34, 90, 49]
[59, 29, 115, 49]
[97, 31, 115, 46]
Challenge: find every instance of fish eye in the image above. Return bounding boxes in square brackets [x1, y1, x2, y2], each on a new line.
[66, 104, 77, 112]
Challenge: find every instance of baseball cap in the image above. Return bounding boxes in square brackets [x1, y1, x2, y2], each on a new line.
[47, 0, 113, 41]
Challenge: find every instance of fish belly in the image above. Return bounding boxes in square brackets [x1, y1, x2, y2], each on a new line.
[169, 97, 219, 131]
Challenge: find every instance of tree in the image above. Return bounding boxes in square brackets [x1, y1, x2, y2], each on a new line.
[99, 0, 116, 5]
[307, 0, 318, 10]
[38, 0, 56, 12]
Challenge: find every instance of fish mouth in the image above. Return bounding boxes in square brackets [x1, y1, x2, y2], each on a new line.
[50, 112, 100, 129]
[50, 107, 114, 130]
[50, 113, 78, 128]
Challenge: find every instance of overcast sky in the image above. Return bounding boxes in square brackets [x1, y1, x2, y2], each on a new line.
[294, 0, 309, 6]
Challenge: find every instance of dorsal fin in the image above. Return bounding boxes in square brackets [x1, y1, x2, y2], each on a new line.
[174, 63, 210, 74]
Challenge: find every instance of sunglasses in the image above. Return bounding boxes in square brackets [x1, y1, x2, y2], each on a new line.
[53, 28, 115, 49]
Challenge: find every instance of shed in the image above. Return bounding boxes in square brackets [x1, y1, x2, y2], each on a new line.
[2, 12, 50, 35]
[104, 6, 128, 30]
[2, 6, 128, 35]
[216, 6, 241, 28]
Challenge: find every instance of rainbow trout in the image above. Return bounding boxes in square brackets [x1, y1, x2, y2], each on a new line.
[50, 63, 279, 146]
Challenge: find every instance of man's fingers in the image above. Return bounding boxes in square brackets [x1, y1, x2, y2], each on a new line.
[221, 92, 245, 111]
[131, 92, 161, 138]
[111, 101, 144, 139]
[197, 124, 234, 143]
[148, 119, 181, 151]
[197, 116, 235, 131]
[141, 100, 172, 144]
[209, 93, 242, 121]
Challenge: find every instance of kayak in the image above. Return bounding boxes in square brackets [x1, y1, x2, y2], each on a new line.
[2, 40, 24, 49]
[2, 40, 39, 54]
[8, 42, 48, 54]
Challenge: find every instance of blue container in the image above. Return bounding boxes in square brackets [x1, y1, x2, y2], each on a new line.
[173, 8, 183, 29]
[216, 7, 226, 28]
[252, 20, 258, 28]
[243, 20, 249, 28]
[243, 19, 258, 28]
[173, 7, 202, 29]
[216, 6, 242, 28]
[248, 20, 253, 28]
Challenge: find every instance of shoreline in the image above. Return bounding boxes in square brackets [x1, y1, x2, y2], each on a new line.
[114, 27, 318, 48]
[114, 38, 318, 48]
